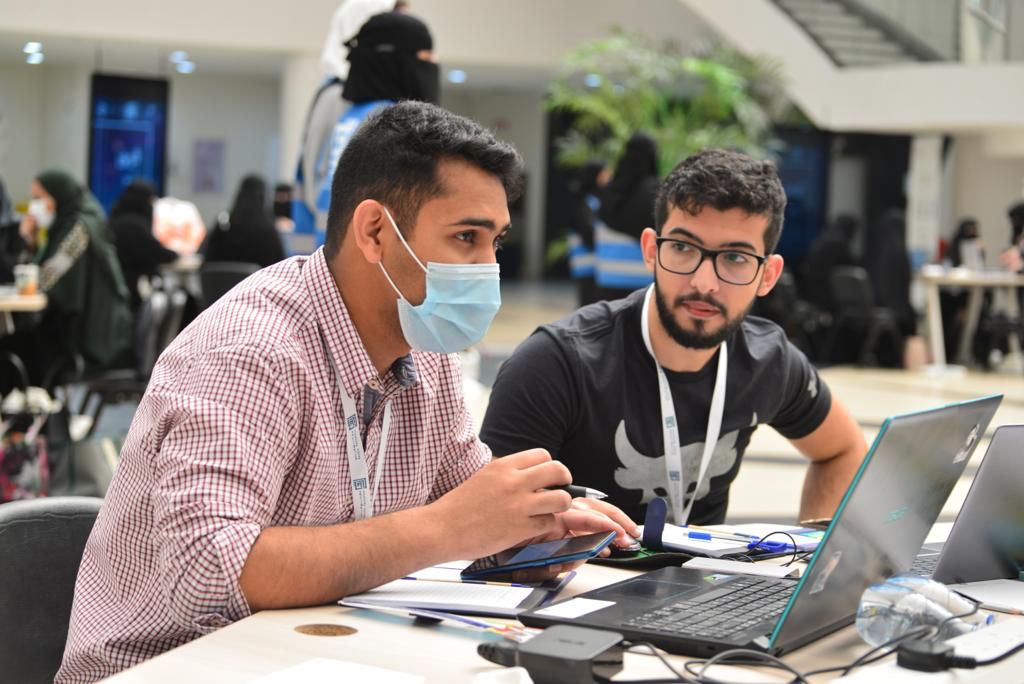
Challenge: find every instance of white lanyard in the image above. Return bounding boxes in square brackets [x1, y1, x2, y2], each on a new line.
[639, 285, 728, 525]
[320, 333, 392, 521]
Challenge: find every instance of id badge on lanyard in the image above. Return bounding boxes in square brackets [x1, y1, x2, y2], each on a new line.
[639, 285, 727, 525]
[320, 332, 392, 521]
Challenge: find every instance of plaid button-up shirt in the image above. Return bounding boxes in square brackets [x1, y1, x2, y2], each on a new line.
[57, 249, 489, 682]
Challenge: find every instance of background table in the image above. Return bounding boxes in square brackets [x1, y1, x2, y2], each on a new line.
[0, 293, 47, 335]
[918, 267, 1024, 370]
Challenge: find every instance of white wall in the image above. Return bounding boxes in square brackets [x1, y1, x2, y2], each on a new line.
[165, 72, 280, 222]
[0, 63, 45, 202]
[2, 0, 711, 71]
[0, 63, 279, 223]
[951, 134, 1024, 255]
[442, 87, 548, 280]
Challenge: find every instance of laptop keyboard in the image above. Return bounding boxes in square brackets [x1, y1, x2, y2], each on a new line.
[622, 576, 795, 641]
[908, 553, 938, 576]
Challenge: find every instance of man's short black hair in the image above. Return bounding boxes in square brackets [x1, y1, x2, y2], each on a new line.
[655, 148, 787, 254]
[324, 101, 524, 258]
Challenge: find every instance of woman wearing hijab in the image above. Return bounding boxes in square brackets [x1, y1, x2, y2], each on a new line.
[594, 133, 660, 301]
[110, 180, 179, 312]
[293, 8, 438, 254]
[204, 175, 286, 268]
[9, 169, 132, 383]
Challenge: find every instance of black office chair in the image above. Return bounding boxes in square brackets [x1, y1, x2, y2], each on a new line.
[0, 496, 102, 683]
[752, 271, 828, 361]
[160, 288, 189, 352]
[199, 261, 260, 309]
[824, 266, 903, 366]
[77, 290, 170, 437]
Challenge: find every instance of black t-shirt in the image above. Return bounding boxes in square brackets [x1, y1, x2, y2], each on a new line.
[480, 288, 832, 525]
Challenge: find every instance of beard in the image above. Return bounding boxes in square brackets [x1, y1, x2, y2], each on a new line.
[654, 280, 753, 350]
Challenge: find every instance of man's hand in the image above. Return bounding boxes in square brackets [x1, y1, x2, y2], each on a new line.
[568, 498, 641, 547]
[426, 449, 577, 560]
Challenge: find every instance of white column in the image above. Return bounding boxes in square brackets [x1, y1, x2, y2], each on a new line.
[907, 134, 944, 265]
[278, 54, 324, 182]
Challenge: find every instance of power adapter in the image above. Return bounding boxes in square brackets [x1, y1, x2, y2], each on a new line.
[477, 625, 624, 684]
[897, 639, 978, 672]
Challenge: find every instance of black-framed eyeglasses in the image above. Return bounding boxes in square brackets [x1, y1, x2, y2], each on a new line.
[655, 237, 767, 286]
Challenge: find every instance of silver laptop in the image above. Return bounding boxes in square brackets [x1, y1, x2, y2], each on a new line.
[912, 425, 1024, 584]
[520, 395, 1002, 657]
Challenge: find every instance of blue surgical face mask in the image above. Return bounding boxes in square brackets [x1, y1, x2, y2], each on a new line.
[378, 207, 501, 353]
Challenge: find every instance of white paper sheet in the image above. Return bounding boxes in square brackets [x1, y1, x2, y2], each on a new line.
[533, 598, 615, 619]
[252, 658, 424, 683]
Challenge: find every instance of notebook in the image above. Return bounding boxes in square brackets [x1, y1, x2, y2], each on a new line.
[520, 395, 1002, 657]
[641, 522, 823, 557]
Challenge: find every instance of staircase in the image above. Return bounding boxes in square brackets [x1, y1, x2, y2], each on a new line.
[772, 0, 943, 67]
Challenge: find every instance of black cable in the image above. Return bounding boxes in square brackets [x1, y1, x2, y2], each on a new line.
[623, 641, 694, 683]
[747, 531, 801, 567]
[799, 624, 938, 678]
[679, 648, 810, 684]
[935, 595, 980, 636]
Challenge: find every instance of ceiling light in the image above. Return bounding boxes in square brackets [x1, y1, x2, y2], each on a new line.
[169, 51, 188, 63]
[175, 60, 195, 74]
[26, 52, 44, 65]
[584, 73, 602, 88]
[23, 42, 42, 54]
[447, 69, 467, 84]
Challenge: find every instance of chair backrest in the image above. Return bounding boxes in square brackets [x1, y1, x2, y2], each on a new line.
[200, 261, 260, 308]
[135, 290, 170, 378]
[0, 496, 102, 684]
[829, 265, 875, 313]
[159, 288, 189, 353]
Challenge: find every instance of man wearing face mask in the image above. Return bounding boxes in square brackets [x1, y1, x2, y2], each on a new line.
[57, 102, 638, 683]
[291, 7, 438, 254]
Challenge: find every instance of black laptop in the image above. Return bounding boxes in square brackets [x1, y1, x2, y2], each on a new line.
[520, 395, 1002, 657]
[911, 424, 1024, 583]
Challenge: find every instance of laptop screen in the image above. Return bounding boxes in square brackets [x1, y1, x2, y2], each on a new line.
[933, 425, 1024, 584]
[770, 395, 1001, 651]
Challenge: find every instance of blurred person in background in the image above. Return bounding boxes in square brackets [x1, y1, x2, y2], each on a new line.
[566, 160, 609, 307]
[949, 217, 985, 268]
[291, 0, 423, 253]
[865, 209, 914, 366]
[273, 182, 294, 234]
[204, 175, 286, 268]
[802, 213, 858, 312]
[595, 133, 660, 301]
[109, 180, 179, 312]
[1001, 201, 1024, 274]
[6, 169, 132, 384]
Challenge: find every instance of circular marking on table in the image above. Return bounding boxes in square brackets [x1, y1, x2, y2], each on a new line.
[294, 623, 358, 637]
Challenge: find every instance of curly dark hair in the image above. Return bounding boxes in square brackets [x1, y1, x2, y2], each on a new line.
[654, 148, 787, 254]
[325, 101, 524, 258]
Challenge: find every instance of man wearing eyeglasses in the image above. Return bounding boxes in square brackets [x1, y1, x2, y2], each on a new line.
[481, 149, 866, 527]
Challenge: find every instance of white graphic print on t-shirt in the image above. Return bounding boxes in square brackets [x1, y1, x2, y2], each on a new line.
[612, 413, 757, 508]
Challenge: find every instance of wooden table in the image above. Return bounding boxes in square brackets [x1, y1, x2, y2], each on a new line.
[0, 293, 47, 335]
[917, 267, 1024, 371]
[101, 527, 1021, 683]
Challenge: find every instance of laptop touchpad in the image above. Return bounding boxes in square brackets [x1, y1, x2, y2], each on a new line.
[593, 579, 701, 601]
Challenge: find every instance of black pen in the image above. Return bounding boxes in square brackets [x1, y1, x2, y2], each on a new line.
[547, 484, 609, 500]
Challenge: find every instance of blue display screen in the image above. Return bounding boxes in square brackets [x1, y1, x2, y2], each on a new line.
[88, 76, 168, 215]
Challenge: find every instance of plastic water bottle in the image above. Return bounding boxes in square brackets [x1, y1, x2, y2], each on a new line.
[856, 574, 994, 647]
